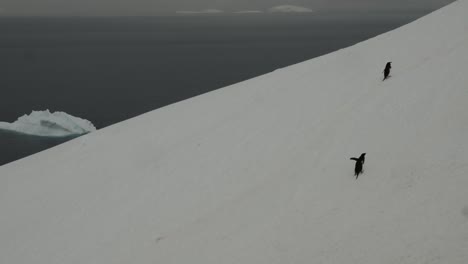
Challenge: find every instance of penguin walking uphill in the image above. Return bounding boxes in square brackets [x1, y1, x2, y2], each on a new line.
[350, 153, 366, 179]
[383, 62, 392, 81]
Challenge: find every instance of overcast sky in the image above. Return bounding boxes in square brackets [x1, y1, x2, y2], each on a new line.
[0, 0, 455, 16]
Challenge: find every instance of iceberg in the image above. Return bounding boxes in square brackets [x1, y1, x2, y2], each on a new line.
[234, 10, 263, 14]
[268, 5, 313, 13]
[176, 9, 224, 14]
[0, 110, 96, 137]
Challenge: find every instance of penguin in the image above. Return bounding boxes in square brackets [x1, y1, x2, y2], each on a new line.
[350, 153, 366, 179]
[383, 62, 392, 81]
[358, 153, 365, 164]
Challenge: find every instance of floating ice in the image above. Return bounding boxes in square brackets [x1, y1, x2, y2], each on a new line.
[176, 9, 224, 14]
[0, 110, 96, 137]
[234, 10, 263, 14]
[268, 5, 313, 13]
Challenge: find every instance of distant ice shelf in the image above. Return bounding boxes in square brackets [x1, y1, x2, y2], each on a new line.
[268, 5, 313, 13]
[176, 9, 224, 14]
[0, 110, 96, 137]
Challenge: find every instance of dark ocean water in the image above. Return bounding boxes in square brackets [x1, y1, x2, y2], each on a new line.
[0, 12, 428, 166]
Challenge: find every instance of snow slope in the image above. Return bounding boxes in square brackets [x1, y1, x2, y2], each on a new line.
[0, 110, 96, 137]
[1, 1, 468, 263]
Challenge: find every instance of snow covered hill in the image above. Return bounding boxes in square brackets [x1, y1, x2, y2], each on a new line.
[1, 1, 468, 263]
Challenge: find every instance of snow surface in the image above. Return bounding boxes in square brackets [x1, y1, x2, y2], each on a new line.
[0, 110, 96, 137]
[1, 1, 468, 263]
[268, 5, 313, 13]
